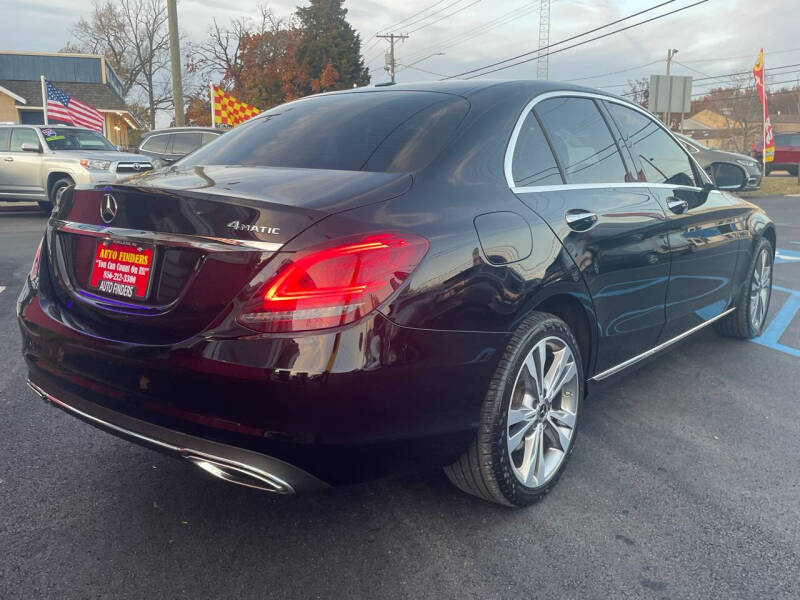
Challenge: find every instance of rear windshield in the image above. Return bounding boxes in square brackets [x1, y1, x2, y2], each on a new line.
[179, 91, 469, 173]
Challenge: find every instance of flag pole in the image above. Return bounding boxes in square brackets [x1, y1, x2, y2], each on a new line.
[40, 76, 48, 125]
[210, 81, 215, 128]
[762, 52, 766, 176]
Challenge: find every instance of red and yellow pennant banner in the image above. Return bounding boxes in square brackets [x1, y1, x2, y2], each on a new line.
[212, 84, 261, 126]
[753, 49, 775, 163]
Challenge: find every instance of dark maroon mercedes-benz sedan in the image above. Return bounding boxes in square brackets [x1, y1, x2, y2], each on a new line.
[18, 81, 775, 506]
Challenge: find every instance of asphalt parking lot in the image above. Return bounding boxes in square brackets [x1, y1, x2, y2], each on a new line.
[1, 197, 799, 599]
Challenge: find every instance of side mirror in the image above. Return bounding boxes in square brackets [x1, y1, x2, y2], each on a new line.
[20, 142, 41, 153]
[709, 162, 746, 191]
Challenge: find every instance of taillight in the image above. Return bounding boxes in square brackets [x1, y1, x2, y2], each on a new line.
[237, 232, 428, 333]
[29, 237, 43, 284]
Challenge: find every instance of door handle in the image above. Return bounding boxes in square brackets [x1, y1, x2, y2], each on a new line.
[666, 197, 689, 214]
[565, 209, 598, 231]
[2, 156, 13, 162]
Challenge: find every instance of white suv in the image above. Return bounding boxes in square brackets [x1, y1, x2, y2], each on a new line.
[0, 124, 152, 212]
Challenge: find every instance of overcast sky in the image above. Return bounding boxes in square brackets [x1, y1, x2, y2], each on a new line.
[4, 0, 798, 98]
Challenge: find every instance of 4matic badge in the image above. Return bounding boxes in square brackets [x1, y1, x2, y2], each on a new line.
[226, 220, 281, 235]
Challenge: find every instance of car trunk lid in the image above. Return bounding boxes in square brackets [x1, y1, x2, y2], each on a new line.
[46, 166, 411, 344]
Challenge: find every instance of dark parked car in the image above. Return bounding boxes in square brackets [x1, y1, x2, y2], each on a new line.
[137, 127, 223, 167]
[675, 132, 762, 190]
[19, 81, 775, 506]
[752, 132, 800, 175]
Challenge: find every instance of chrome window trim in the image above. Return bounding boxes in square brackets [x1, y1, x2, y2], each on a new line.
[505, 90, 712, 194]
[590, 307, 736, 381]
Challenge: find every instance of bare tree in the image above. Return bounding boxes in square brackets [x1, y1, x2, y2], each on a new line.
[68, 2, 140, 97]
[66, 0, 172, 129]
[187, 5, 291, 93]
[625, 77, 649, 108]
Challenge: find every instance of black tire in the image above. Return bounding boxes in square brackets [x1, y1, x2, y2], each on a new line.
[47, 177, 73, 212]
[444, 312, 584, 507]
[714, 237, 774, 339]
[790, 166, 799, 177]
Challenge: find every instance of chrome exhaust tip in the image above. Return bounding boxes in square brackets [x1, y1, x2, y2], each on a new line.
[185, 455, 294, 495]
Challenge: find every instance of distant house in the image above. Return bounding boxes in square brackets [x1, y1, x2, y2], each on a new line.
[771, 113, 800, 133]
[0, 51, 139, 147]
[684, 108, 760, 152]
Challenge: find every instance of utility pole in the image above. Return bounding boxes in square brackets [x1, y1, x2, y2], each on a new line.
[537, 0, 551, 80]
[664, 48, 678, 128]
[167, 0, 184, 126]
[666, 48, 678, 75]
[377, 33, 408, 83]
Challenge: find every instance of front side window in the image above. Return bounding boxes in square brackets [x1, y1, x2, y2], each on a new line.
[10, 128, 40, 152]
[201, 132, 220, 145]
[606, 102, 698, 187]
[775, 134, 790, 146]
[534, 97, 629, 185]
[511, 111, 563, 187]
[39, 128, 114, 151]
[142, 135, 169, 154]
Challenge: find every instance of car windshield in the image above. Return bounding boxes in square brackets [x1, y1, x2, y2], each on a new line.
[179, 91, 469, 173]
[40, 128, 116, 151]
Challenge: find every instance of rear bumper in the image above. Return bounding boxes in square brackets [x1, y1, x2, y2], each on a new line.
[27, 377, 326, 493]
[18, 284, 505, 486]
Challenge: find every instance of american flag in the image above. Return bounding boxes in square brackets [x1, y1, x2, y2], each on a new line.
[44, 79, 105, 132]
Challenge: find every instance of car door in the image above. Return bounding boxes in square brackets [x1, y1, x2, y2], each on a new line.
[4, 127, 45, 199]
[604, 101, 746, 341]
[0, 128, 12, 196]
[510, 95, 671, 373]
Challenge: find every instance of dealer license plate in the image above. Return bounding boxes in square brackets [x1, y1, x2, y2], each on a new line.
[88, 241, 155, 301]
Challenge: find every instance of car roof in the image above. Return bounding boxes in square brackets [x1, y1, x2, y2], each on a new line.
[143, 127, 221, 137]
[324, 79, 628, 101]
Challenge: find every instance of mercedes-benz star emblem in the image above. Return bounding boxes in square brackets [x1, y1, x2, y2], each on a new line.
[100, 193, 118, 224]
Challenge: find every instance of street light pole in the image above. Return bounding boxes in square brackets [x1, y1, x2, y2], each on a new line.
[167, 0, 185, 127]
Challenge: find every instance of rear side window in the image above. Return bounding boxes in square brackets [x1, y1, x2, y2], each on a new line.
[790, 134, 800, 146]
[142, 135, 168, 154]
[201, 132, 220, 145]
[9, 128, 40, 152]
[0, 128, 9, 152]
[180, 91, 469, 173]
[170, 132, 203, 154]
[511, 112, 563, 186]
[606, 102, 697, 187]
[534, 97, 629, 185]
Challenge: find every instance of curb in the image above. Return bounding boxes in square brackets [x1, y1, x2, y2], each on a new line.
[0, 203, 40, 213]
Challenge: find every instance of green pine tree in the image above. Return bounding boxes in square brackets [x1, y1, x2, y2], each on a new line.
[295, 0, 370, 89]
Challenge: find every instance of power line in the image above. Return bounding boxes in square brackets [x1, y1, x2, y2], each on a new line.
[392, 0, 469, 33]
[382, 0, 451, 33]
[406, 0, 482, 35]
[564, 59, 663, 83]
[451, 0, 710, 80]
[442, 0, 679, 79]
[402, 0, 545, 64]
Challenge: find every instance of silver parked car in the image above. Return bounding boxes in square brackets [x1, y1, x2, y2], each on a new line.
[0, 124, 152, 212]
[675, 132, 762, 191]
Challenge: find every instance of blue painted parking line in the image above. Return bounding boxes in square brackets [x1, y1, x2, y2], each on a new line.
[775, 248, 800, 264]
[751, 284, 800, 358]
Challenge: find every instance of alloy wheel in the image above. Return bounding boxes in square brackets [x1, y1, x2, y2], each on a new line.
[506, 336, 579, 488]
[750, 247, 772, 331]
